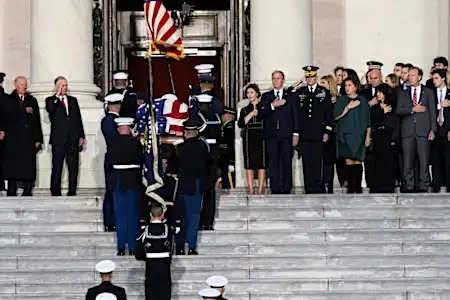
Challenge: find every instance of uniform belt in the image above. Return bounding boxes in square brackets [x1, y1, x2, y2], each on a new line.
[206, 121, 221, 125]
[206, 139, 217, 144]
[113, 164, 141, 169]
[146, 252, 170, 258]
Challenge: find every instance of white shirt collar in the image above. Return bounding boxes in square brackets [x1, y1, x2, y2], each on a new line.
[150, 220, 163, 223]
[308, 83, 318, 92]
[109, 112, 119, 116]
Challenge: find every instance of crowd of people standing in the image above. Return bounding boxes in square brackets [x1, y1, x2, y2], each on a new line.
[237, 57, 450, 194]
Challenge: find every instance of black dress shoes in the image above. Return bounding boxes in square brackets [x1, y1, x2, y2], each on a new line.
[176, 249, 185, 255]
[129, 251, 135, 256]
[117, 249, 125, 256]
[67, 191, 76, 196]
[188, 249, 198, 255]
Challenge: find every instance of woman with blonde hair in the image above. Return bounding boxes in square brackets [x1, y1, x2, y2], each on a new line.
[238, 83, 268, 194]
[320, 75, 344, 192]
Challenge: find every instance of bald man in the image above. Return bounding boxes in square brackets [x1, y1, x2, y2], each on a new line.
[1, 76, 43, 196]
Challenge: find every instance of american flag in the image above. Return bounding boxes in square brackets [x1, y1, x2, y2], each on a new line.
[144, 0, 185, 60]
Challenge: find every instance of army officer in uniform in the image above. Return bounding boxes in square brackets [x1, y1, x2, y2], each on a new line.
[291, 66, 333, 193]
[219, 106, 236, 189]
[85, 260, 127, 300]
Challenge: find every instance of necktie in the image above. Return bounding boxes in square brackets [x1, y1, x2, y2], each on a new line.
[276, 91, 280, 100]
[20, 96, 24, 105]
[438, 89, 444, 126]
[60, 96, 67, 109]
[413, 88, 418, 106]
[309, 86, 313, 93]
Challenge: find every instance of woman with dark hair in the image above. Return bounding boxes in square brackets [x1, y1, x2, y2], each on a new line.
[370, 83, 400, 193]
[340, 69, 360, 95]
[238, 83, 268, 194]
[334, 77, 371, 193]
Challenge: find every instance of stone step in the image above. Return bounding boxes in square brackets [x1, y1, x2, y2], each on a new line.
[2, 266, 450, 282]
[0, 278, 449, 293]
[3, 229, 450, 246]
[3, 254, 450, 270]
[5, 241, 450, 257]
[4, 205, 450, 221]
[3, 217, 450, 232]
[0, 291, 415, 300]
[2, 193, 450, 209]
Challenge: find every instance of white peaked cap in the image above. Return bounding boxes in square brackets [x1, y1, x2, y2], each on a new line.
[195, 64, 214, 71]
[161, 93, 178, 101]
[197, 69, 212, 74]
[95, 260, 116, 273]
[206, 275, 228, 288]
[195, 94, 213, 103]
[113, 72, 128, 80]
[95, 293, 117, 300]
[104, 93, 124, 104]
[114, 117, 134, 127]
[199, 288, 221, 298]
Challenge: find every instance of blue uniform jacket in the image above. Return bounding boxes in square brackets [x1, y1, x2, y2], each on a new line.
[101, 112, 119, 190]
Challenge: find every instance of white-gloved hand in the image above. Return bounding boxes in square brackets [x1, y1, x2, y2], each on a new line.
[228, 165, 235, 172]
[175, 227, 181, 234]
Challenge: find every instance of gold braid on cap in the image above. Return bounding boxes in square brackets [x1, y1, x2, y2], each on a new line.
[304, 71, 318, 77]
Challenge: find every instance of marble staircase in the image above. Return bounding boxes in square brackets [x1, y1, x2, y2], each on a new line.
[1, 192, 450, 299]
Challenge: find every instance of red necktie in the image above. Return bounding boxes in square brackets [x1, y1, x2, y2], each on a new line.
[413, 88, 418, 106]
[20, 96, 24, 105]
[60, 97, 66, 109]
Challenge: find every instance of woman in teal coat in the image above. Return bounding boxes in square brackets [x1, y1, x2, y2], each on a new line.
[334, 77, 371, 193]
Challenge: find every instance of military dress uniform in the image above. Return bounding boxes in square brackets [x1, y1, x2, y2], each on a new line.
[219, 107, 236, 189]
[106, 72, 138, 119]
[175, 119, 211, 254]
[192, 94, 221, 230]
[293, 66, 333, 193]
[199, 288, 221, 299]
[136, 214, 174, 300]
[101, 93, 123, 231]
[109, 117, 143, 256]
[189, 68, 223, 117]
[85, 260, 127, 300]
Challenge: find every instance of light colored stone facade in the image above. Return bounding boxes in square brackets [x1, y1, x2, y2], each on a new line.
[1, 0, 450, 188]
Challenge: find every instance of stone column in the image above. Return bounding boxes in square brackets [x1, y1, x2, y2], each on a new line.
[235, 0, 313, 188]
[0, 0, 6, 86]
[28, 0, 104, 190]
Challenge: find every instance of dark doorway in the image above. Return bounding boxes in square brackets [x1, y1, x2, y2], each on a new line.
[127, 51, 222, 103]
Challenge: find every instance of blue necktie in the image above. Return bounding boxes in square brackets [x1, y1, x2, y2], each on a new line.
[276, 91, 280, 99]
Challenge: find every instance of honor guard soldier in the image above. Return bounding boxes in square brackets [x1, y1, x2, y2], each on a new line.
[109, 117, 143, 256]
[192, 94, 221, 230]
[85, 260, 127, 300]
[293, 65, 333, 193]
[106, 71, 138, 119]
[175, 119, 211, 255]
[199, 288, 221, 300]
[219, 107, 236, 189]
[136, 203, 174, 300]
[206, 275, 229, 300]
[189, 64, 223, 116]
[101, 93, 123, 232]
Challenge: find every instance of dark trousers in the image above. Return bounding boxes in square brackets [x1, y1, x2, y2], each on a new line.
[145, 258, 172, 300]
[364, 148, 375, 190]
[7, 180, 32, 196]
[103, 190, 115, 229]
[299, 140, 324, 193]
[200, 184, 215, 227]
[176, 185, 203, 250]
[371, 130, 397, 193]
[267, 137, 293, 194]
[431, 135, 450, 191]
[220, 164, 235, 189]
[323, 163, 335, 193]
[50, 144, 79, 195]
[113, 176, 140, 252]
[401, 135, 430, 192]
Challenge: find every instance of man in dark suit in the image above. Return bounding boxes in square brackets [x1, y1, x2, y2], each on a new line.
[85, 260, 127, 300]
[426, 57, 449, 89]
[396, 67, 436, 192]
[45, 76, 85, 196]
[259, 70, 300, 194]
[429, 69, 450, 192]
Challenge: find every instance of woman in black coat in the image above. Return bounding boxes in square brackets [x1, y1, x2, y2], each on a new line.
[370, 83, 399, 193]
